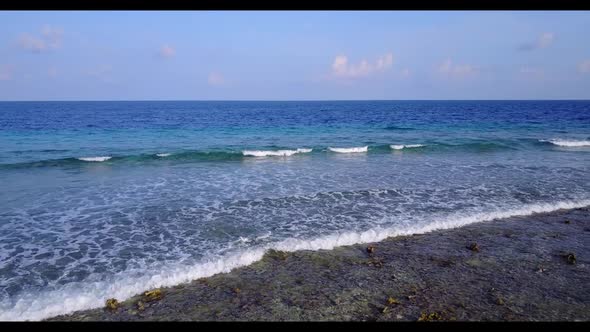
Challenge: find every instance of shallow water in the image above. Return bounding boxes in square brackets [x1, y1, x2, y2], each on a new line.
[1, 100, 589, 320]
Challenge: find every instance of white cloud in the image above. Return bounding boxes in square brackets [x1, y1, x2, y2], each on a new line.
[159, 45, 176, 58]
[331, 53, 393, 79]
[0, 65, 13, 81]
[208, 72, 224, 86]
[41, 25, 64, 49]
[518, 32, 555, 51]
[578, 59, 590, 73]
[17, 25, 63, 53]
[438, 59, 478, 78]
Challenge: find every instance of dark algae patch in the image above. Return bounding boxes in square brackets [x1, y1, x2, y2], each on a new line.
[47, 207, 590, 321]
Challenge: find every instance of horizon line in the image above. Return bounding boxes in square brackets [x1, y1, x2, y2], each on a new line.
[1, 99, 590, 102]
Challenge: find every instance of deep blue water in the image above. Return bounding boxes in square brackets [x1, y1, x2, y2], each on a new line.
[1, 100, 590, 320]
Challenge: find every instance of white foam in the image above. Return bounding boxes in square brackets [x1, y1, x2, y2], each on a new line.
[390, 144, 425, 150]
[328, 146, 368, 153]
[3, 198, 589, 321]
[242, 148, 312, 157]
[541, 139, 590, 147]
[77, 156, 112, 162]
[156, 153, 171, 157]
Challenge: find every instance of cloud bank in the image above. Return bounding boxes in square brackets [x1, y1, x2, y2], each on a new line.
[17, 25, 63, 53]
[331, 53, 393, 79]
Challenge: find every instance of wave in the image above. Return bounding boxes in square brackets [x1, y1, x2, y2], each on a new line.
[540, 139, 590, 147]
[242, 148, 312, 157]
[2, 198, 588, 321]
[390, 144, 425, 150]
[328, 146, 368, 153]
[76, 156, 112, 162]
[0, 140, 553, 169]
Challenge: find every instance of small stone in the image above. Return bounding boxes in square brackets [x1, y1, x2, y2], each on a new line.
[105, 298, 119, 311]
[137, 301, 145, 311]
[566, 253, 576, 265]
[496, 297, 505, 305]
[233, 287, 241, 294]
[467, 242, 480, 252]
[366, 246, 376, 254]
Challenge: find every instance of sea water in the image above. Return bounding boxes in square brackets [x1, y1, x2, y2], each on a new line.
[0, 100, 589, 320]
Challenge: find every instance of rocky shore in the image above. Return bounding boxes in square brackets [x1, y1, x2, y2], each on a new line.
[47, 206, 590, 321]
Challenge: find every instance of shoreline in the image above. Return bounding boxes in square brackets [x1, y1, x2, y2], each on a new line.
[47, 206, 590, 321]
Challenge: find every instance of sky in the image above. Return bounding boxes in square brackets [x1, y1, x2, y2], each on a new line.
[0, 11, 589, 100]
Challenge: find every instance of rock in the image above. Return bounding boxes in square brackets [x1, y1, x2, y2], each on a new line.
[496, 297, 505, 305]
[366, 246, 376, 254]
[267, 249, 289, 261]
[105, 298, 119, 311]
[137, 301, 145, 311]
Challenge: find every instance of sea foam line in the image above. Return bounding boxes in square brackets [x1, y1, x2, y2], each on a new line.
[76, 156, 112, 162]
[242, 148, 312, 157]
[390, 144, 425, 150]
[2, 198, 589, 321]
[540, 139, 590, 147]
[328, 146, 368, 153]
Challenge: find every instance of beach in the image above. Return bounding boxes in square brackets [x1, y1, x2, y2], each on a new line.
[47, 206, 590, 321]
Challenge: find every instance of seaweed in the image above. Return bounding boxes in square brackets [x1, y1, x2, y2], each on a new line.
[105, 298, 119, 311]
[387, 297, 401, 305]
[417, 312, 442, 321]
[143, 289, 163, 302]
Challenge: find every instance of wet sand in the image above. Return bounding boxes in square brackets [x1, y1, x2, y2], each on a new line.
[48, 206, 590, 321]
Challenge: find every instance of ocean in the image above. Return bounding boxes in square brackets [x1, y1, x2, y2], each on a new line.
[1, 100, 589, 320]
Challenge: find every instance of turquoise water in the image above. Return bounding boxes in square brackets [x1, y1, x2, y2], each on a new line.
[1, 100, 589, 320]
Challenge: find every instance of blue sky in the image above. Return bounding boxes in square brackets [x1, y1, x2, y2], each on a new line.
[0, 11, 589, 100]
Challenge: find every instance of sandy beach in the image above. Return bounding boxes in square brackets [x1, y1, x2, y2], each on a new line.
[47, 206, 590, 321]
